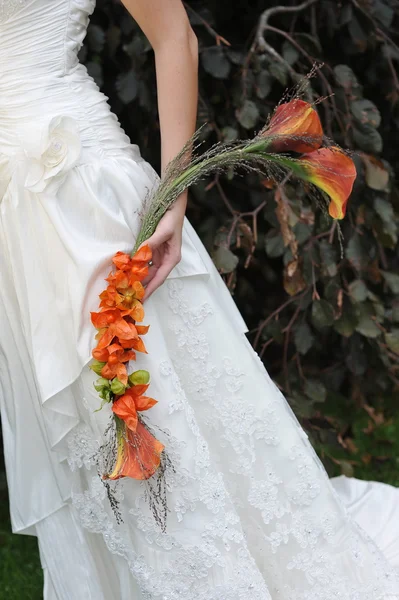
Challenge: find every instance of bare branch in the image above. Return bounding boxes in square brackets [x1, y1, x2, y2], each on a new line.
[255, 0, 319, 52]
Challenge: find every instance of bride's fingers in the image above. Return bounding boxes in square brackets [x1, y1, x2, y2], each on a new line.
[143, 257, 176, 300]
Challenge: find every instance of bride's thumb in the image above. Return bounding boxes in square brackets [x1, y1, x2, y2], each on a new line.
[140, 228, 168, 251]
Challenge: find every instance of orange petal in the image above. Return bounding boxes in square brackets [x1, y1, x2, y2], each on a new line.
[96, 325, 116, 350]
[131, 336, 147, 354]
[113, 318, 137, 340]
[300, 147, 357, 219]
[131, 244, 152, 264]
[101, 362, 117, 380]
[136, 324, 150, 335]
[115, 362, 128, 385]
[112, 251, 132, 271]
[108, 342, 123, 355]
[131, 280, 146, 300]
[129, 301, 145, 323]
[104, 422, 164, 481]
[112, 394, 138, 431]
[114, 270, 130, 290]
[135, 395, 158, 412]
[118, 338, 138, 351]
[266, 99, 323, 153]
[120, 349, 136, 363]
[129, 383, 150, 397]
[91, 309, 119, 329]
[92, 347, 109, 361]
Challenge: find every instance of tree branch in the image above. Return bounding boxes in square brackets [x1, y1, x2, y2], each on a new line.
[255, 0, 319, 52]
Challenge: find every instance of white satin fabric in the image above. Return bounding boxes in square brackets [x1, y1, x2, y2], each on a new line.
[0, 1, 398, 599]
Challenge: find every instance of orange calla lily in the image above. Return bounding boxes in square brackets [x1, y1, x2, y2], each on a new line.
[112, 384, 157, 431]
[103, 421, 164, 481]
[266, 99, 323, 153]
[299, 146, 357, 219]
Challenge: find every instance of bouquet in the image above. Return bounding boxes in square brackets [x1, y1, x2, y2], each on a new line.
[89, 97, 356, 526]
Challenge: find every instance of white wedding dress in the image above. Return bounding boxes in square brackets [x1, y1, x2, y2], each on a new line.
[0, 1, 398, 599]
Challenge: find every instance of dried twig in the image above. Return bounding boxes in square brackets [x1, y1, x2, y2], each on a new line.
[255, 0, 320, 52]
[184, 3, 231, 46]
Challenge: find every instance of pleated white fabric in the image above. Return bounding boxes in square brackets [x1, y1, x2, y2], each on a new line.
[0, 1, 399, 599]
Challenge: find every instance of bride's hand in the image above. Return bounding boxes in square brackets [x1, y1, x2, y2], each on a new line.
[141, 196, 186, 300]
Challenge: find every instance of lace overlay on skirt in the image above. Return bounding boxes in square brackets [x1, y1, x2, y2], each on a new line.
[65, 278, 399, 600]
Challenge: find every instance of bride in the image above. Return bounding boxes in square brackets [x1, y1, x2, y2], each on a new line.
[0, 0, 398, 598]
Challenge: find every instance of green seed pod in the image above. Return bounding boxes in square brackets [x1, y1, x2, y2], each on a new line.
[90, 360, 106, 376]
[111, 378, 127, 395]
[128, 370, 150, 386]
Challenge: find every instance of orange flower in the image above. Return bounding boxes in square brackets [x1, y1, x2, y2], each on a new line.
[266, 99, 323, 153]
[129, 245, 152, 283]
[299, 147, 357, 219]
[103, 421, 164, 481]
[90, 308, 121, 329]
[112, 384, 157, 431]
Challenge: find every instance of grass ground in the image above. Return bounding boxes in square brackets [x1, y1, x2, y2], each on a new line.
[0, 461, 43, 600]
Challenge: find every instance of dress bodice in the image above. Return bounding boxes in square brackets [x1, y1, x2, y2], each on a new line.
[0, 0, 137, 161]
[0, 0, 26, 22]
[0, 0, 96, 78]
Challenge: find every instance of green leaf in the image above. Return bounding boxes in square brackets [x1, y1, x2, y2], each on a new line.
[256, 70, 273, 100]
[294, 222, 313, 244]
[304, 379, 327, 403]
[294, 322, 315, 355]
[345, 234, 367, 271]
[116, 70, 139, 104]
[237, 100, 259, 130]
[340, 461, 355, 478]
[334, 311, 358, 337]
[94, 397, 111, 413]
[201, 47, 231, 79]
[266, 320, 284, 345]
[334, 64, 359, 90]
[353, 124, 383, 153]
[282, 40, 300, 66]
[351, 99, 381, 128]
[311, 300, 335, 330]
[87, 24, 106, 53]
[355, 304, 381, 338]
[269, 62, 288, 86]
[374, 197, 395, 225]
[384, 330, 399, 355]
[289, 392, 315, 418]
[348, 280, 368, 302]
[265, 232, 285, 257]
[86, 61, 103, 88]
[346, 335, 367, 375]
[212, 246, 239, 273]
[382, 271, 399, 294]
[361, 155, 389, 191]
[319, 240, 337, 277]
[221, 126, 239, 142]
[374, 0, 394, 28]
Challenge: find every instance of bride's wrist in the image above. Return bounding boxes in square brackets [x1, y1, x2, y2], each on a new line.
[170, 191, 187, 220]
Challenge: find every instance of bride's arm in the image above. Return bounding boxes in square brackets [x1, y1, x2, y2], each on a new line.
[121, 0, 199, 299]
